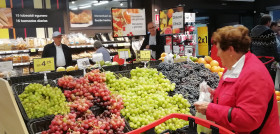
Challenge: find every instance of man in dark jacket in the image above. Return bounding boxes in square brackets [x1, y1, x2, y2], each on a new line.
[42, 31, 72, 67]
[140, 22, 165, 59]
[251, 14, 280, 82]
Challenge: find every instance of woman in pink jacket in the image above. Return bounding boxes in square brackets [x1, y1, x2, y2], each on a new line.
[194, 25, 280, 133]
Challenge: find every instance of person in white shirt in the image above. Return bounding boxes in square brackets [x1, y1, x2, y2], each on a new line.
[42, 31, 72, 67]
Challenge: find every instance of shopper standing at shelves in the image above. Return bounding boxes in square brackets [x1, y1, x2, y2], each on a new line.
[140, 22, 165, 59]
[194, 25, 280, 134]
[250, 14, 280, 82]
[93, 41, 111, 62]
[42, 31, 72, 67]
[270, 21, 280, 56]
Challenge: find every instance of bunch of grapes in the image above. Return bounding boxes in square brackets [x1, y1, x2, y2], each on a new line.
[44, 69, 126, 134]
[18, 83, 69, 119]
[158, 61, 220, 113]
[105, 68, 191, 133]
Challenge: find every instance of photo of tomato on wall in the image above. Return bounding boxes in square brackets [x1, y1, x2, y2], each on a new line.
[160, 6, 184, 35]
[112, 8, 146, 37]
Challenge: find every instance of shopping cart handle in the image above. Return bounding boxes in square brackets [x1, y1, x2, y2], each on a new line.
[126, 113, 234, 134]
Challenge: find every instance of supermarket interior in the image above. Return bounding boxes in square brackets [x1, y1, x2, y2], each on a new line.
[0, 0, 280, 134]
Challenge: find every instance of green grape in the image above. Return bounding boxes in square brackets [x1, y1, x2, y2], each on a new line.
[105, 68, 192, 133]
[18, 83, 70, 119]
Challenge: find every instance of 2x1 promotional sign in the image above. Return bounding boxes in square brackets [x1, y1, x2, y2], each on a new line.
[33, 57, 55, 72]
[12, 8, 63, 28]
[197, 26, 209, 56]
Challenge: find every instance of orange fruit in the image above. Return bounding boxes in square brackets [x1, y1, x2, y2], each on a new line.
[277, 96, 280, 101]
[210, 60, 219, 67]
[197, 58, 207, 64]
[220, 67, 225, 72]
[218, 72, 223, 78]
[204, 64, 211, 70]
[211, 66, 220, 73]
[204, 56, 213, 64]
[275, 91, 280, 96]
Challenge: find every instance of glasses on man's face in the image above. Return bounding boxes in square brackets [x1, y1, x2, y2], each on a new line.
[148, 26, 156, 30]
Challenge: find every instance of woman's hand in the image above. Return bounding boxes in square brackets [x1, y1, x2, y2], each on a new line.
[194, 101, 210, 115]
[208, 87, 215, 99]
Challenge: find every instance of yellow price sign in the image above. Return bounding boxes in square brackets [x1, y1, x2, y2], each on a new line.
[30, 48, 36, 52]
[33, 57, 55, 72]
[140, 50, 151, 61]
[136, 50, 151, 61]
[118, 49, 131, 59]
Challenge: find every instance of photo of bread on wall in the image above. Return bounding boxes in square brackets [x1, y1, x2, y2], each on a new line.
[0, 8, 13, 28]
[70, 10, 92, 24]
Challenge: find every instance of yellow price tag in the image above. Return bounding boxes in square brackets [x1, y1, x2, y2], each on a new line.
[118, 49, 131, 59]
[33, 57, 55, 72]
[140, 50, 151, 61]
[30, 48, 36, 52]
[136, 50, 151, 61]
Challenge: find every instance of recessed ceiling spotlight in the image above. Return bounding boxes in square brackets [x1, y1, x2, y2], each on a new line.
[71, 1, 75, 4]
[120, 2, 123, 6]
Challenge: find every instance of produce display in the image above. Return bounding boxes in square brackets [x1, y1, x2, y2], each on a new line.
[197, 56, 224, 78]
[43, 69, 126, 134]
[157, 61, 220, 113]
[105, 68, 191, 133]
[275, 91, 280, 101]
[18, 83, 69, 119]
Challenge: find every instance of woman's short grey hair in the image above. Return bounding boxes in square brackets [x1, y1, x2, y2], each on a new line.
[94, 41, 103, 48]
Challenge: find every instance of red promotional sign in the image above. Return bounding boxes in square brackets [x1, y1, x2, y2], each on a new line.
[155, 14, 159, 24]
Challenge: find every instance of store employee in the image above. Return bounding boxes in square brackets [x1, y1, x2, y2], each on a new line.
[42, 31, 72, 67]
[140, 22, 165, 59]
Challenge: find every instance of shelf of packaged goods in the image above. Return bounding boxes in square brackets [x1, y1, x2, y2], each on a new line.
[110, 52, 118, 56]
[101, 41, 127, 44]
[13, 62, 30, 67]
[103, 43, 130, 48]
[0, 50, 30, 55]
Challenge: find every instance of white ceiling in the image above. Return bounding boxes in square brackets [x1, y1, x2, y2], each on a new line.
[69, 0, 128, 10]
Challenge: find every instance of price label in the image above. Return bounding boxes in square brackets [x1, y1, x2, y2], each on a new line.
[0, 61, 13, 71]
[185, 46, 193, 56]
[77, 58, 90, 69]
[92, 53, 103, 62]
[136, 50, 151, 61]
[140, 50, 151, 61]
[30, 48, 36, 53]
[118, 49, 131, 59]
[33, 57, 55, 72]
[164, 45, 171, 53]
[173, 46, 180, 54]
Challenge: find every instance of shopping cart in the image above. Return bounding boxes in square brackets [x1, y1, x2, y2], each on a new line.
[126, 113, 234, 134]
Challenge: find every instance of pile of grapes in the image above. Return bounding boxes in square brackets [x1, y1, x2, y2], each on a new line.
[157, 61, 220, 113]
[18, 83, 69, 119]
[42, 69, 126, 134]
[106, 68, 191, 133]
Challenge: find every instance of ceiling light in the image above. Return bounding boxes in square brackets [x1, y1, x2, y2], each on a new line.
[94, 1, 108, 6]
[71, 1, 75, 4]
[79, 5, 91, 9]
[120, 2, 123, 6]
